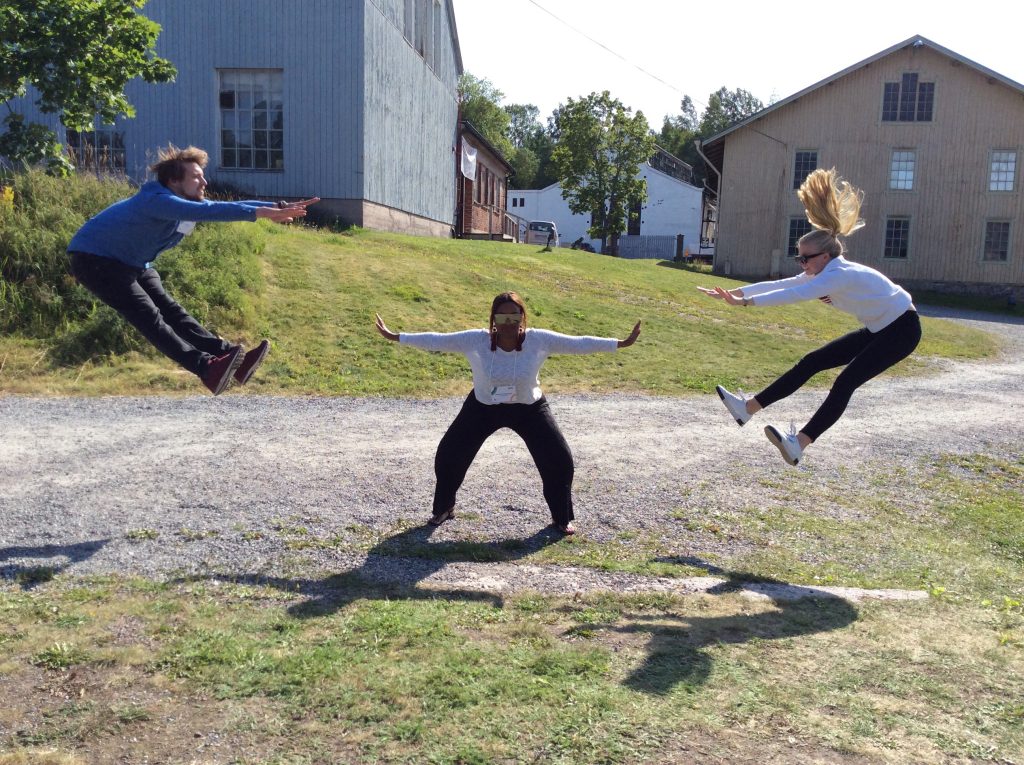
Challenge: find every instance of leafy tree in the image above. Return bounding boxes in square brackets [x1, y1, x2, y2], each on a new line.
[658, 95, 700, 172]
[552, 91, 656, 254]
[504, 103, 541, 149]
[508, 145, 539, 189]
[458, 73, 512, 157]
[0, 0, 176, 175]
[697, 86, 764, 137]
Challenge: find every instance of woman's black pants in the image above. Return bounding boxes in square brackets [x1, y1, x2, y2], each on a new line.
[69, 251, 231, 376]
[433, 392, 575, 527]
[754, 310, 922, 441]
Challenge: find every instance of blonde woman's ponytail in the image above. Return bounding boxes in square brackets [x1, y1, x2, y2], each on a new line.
[797, 168, 864, 237]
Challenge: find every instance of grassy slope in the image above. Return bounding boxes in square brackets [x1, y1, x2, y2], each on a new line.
[0, 225, 998, 396]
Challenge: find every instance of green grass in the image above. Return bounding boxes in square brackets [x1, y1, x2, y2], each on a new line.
[1, 450, 1021, 763]
[0, 226, 1000, 397]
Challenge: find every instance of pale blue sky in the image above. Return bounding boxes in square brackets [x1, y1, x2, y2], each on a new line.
[452, 0, 1024, 127]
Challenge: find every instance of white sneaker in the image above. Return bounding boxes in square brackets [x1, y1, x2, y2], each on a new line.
[716, 385, 752, 426]
[764, 423, 802, 466]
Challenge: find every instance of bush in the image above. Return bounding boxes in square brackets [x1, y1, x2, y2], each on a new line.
[0, 169, 266, 365]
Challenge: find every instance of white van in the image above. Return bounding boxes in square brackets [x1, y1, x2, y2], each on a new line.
[525, 220, 559, 247]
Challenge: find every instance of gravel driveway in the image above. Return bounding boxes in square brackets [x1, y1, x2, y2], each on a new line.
[2, 306, 1022, 600]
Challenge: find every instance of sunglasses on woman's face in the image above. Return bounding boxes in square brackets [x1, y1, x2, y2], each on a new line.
[493, 313, 522, 325]
[796, 251, 826, 265]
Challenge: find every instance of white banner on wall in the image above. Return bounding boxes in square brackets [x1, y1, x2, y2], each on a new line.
[460, 143, 478, 179]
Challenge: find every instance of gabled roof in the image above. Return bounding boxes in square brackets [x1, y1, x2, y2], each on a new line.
[700, 35, 1024, 170]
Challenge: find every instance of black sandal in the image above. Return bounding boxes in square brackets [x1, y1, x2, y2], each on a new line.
[553, 522, 575, 536]
[428, 507, 455, 527]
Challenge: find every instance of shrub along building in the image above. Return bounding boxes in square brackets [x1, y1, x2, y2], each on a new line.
[7, 0, 464, 237]
[700, 35, 1024, 299]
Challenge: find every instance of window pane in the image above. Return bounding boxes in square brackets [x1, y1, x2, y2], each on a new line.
[218, 69, 284, 169]
[990, 151, 1016, 191]
[788, 217, 812, 256]
[882, 82, 899, 121]
[890, 150, 915, 190]
[898, 73, 918, 121]
[884, 217, 910, 258]
[916, 82, 934, 122]
[793, 151, 818, 189]
[984, 221, 1010, 261]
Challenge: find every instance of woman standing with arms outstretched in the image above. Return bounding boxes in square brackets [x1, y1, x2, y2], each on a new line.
[699, 168, 921, 466]
[375, 291, 641, 534]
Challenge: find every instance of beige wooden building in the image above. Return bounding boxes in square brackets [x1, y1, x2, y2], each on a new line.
[700, 35, 1024, 299]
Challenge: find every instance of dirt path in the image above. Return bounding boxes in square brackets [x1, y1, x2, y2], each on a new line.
[1, 306, 1021, 601]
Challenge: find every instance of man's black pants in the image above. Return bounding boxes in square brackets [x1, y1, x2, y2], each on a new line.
[69, 251, 231, 376]
[433, 392, 575, 527]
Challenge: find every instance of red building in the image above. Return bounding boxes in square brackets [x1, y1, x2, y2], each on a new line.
[456, 121, 517, 241]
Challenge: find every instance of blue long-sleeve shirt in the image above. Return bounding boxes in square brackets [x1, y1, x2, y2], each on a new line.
[67, 180, 276, 268]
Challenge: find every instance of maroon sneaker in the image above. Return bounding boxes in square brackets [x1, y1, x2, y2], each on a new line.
[234, 339, 270, 384]
[200, 346, 244, 395]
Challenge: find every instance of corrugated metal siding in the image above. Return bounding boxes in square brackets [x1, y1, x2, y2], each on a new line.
[133, 0, 364, 199]
[717, 45, 1024, 287]
[5, 0, 461, 228]
[362, 1, 459, 223]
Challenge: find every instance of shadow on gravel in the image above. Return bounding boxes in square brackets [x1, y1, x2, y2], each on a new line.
[171, 522, 563, 619]
[286, 523, 564, 619]
[587, 557, 859, 695]
[0, 539, 110, 589]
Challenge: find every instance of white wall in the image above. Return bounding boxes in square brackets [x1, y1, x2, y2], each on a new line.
[507, 163, 703, 252]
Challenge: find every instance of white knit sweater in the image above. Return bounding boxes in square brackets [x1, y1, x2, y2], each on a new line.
[740, 256, 915, 332]
[399, 328, 618, 405]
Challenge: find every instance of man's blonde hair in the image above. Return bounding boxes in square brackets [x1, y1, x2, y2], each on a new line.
[797, 168, 865, 257]
[149, 144, 209, 186]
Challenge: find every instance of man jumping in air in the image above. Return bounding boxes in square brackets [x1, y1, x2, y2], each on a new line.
[67, 144, 318, 394]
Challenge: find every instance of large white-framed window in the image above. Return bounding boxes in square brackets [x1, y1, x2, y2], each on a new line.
[889, 149, 916, 190]
[989, 150, 1017, 192]
[884, 216, 911, 259]
[66, 121, 126, 174]
[218, 69, 284, 171]
[983, 220, 1011, 262]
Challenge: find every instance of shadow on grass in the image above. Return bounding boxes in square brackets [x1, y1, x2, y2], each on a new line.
[171, 521, 563, 617]
[169, 533, 858, 697]
[0, 539, 111, 588]
[573, 556, 859, 695]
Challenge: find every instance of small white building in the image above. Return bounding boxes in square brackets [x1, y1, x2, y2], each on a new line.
[507, 158, 704, 258]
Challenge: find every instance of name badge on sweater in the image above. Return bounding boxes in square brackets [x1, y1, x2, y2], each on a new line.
[176, 221, 196, 235]
[490, 385, 517, 403]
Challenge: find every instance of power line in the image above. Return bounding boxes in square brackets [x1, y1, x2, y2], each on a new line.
[523, 0, 702, 113]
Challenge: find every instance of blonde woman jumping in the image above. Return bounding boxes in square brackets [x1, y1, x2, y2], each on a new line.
[698, 168, 921, 466]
